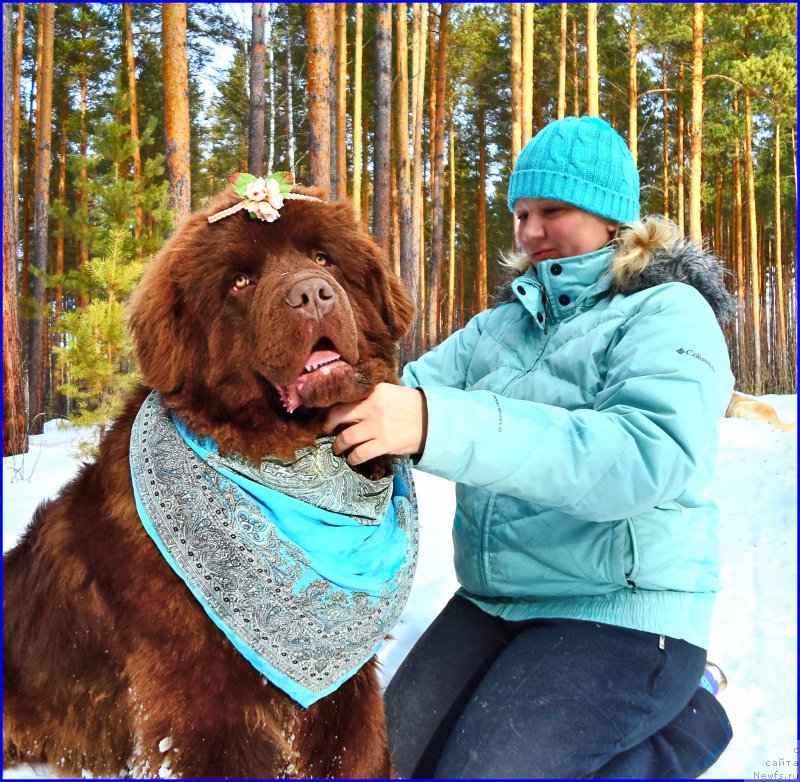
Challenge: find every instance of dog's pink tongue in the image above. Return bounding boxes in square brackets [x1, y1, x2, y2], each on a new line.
[305, 350, 340, 367]
[277, 350, 343, 413]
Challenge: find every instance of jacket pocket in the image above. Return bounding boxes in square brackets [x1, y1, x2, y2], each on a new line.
[624, 517, 641, 586]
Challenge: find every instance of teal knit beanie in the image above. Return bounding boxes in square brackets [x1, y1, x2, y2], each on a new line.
[507, 116, 640, 223]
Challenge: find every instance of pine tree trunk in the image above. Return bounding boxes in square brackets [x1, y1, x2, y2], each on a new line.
[477, 97, 488, 312]
[688, 2, 703, 243]
[521, 4, 533, 144]
[352, 3, 363, 212]
[361, 117, 370, 223]
[267, 6, 275, 173]
[56, 92, 68, 321]
[661, 52, 669, 218]
[713, 154, 722, 256]
[249, 3, 266, 177]
[22, 13, 43, 304]
[405, 2, 427, 360]
[510, 3, 522, 163]
[733, 94, 744, 318]
[162, 3, 191, 216]
[572, 17, 579, 116]
[77, 4, 89, 307]
[446, 102, 456, 337]
[286, 45, 295, 176]
[124, 3, 143, 236]
[627, 5, 638, 164]
[396, 3, 417, 355]
[12, 3, 25, 216]
[586, 3, 599, 117]
[306, 4, 333, 193]
[373, 3, 392, 254]
[335, 2, 347, 200]
[28, 1, 55, 435]
[774, 123, 786, 359]
[557, 3, 567, 120]
[4, 2, 28, 455]
[427, 3, 450, 348]
[677, 64, 685, 235]
[744, 92, 761, 393]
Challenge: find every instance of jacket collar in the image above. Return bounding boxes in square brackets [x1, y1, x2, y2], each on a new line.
[511, 246, 614, 330]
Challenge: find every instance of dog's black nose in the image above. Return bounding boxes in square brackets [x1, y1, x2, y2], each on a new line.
[285, 277, 336, 317]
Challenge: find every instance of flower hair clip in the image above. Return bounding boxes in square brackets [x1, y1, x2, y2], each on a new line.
[207, 172, 324, 224]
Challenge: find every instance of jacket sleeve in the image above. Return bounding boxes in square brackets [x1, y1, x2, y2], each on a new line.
[413, 284, 735, 521]
[401, 309, 492, 390]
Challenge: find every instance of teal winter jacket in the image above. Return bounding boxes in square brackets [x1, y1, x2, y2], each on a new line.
[402, 241, 735, 649]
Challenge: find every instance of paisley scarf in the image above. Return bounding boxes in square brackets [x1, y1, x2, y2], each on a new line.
[129, 390, 418, 707]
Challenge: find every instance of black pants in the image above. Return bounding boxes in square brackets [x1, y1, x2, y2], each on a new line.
[385, 595, 733, 779]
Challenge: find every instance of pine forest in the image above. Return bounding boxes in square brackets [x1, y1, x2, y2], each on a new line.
[2, 3, 797, 456]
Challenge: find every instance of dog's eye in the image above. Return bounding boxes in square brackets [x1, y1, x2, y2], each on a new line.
[231, 274, 253, 291]
[314, 253, 333, 267]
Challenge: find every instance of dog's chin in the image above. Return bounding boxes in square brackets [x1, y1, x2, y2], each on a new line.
[276, 361, 371, 414]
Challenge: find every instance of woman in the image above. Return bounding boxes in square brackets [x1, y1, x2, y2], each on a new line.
[324, 116, 734, 778]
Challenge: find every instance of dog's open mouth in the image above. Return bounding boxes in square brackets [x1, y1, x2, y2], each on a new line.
[277, 339, 355, 414]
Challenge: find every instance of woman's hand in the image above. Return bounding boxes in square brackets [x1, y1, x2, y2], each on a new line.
[323, 383, 428, 466]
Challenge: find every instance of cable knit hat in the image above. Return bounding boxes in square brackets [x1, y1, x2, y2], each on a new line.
[507, 116, 639, 223]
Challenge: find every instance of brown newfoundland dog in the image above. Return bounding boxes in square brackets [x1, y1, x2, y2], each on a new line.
[3, 183, 416, 778]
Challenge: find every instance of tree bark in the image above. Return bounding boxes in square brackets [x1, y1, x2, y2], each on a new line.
[476, 96, 488, 312]
[405, 2, 427, 360]
[335, 2, 347, 200]
[124, 3, 143, 238]
[572, 17, 579, 116]
[267, 6, 275, 173]
[427, 3, 450, 347]
[28, 1, 55, 435]
[521, 4, 533, 144]
[162, 3, 191, 216]
[352, 3, 363, 211]
[77, 4, 89, 307]
[732, 94, 744, 315]
[586, 4, 599, 116]
[249, 3, 266, 177]
[446, 102, 456, 337]
[56, 91, 68, 321]
[306, 4, 333, 194]
[744, 91, 761, 393]
[688, 2, 703, 243]
[627, 5, 638, 164]
[4, 2, 28, 454]
[510, 3, 522, 163]
[286, 45, 296, 176]
[773, 122, 786, 358]
[373, 3, 392, 253]
[661, 51, 669, 218]
[676, 64, 685, 235]
[557, 3, 567, 120]
[396, 4, 415, 337]
[713, 153, 722, 256]
[12, 3, 25, 216]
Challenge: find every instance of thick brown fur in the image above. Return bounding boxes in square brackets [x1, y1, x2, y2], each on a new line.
[725, 391, 797, 432]
[3, 187, 415, 779]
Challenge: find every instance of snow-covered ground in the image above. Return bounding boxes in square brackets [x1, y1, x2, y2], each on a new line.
[3, 396, 797, 780]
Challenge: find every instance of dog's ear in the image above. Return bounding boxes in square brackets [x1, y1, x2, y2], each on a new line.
[128, 254, 187, 394]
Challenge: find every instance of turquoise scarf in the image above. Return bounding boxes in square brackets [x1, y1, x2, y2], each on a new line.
[129, 391, 418, 707]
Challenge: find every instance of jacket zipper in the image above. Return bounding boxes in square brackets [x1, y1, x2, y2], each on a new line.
[541, 288, 549, 334]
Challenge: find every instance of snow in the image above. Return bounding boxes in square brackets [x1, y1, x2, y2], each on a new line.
[3, 396, 797, 780]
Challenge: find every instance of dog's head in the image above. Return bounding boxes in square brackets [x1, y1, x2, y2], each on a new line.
[128, 185, 414, 459]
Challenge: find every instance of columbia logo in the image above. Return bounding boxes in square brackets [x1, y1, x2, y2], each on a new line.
[676, 347, 715, 372]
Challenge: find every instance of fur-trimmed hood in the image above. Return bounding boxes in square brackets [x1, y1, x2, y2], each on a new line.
[494, 238, 737, 324]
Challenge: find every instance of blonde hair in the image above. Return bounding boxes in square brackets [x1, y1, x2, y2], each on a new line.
[500, 215, 684, 282]
[609, 216, 683, 287]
